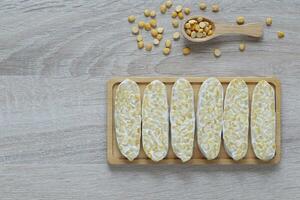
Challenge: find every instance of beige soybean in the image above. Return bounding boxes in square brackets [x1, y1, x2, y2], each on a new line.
[199, 2, 207, 10]
[182, 47, 191, 55]
[214, 48, 221, 57]
[277, 31, 285, 38]
[150, 19, 157, 28]
[137, 41, 144, 49]
[165, 39, 172, 48]
[239, 43, 246, 51]
[157, 34, 163, 41]
[172, 11, 178, 18]
[266, 17, 272, 26]
[212, 4, 219, 12]
[172, 19, 179, 28]
[178, 12, 184, 19]
[144, 9, 151, 17]
[165, 0, 173, 8]
[145, 43, 153, 51]
[151, 29, 158, 37]
[144, 23, 151, 31]
[153, 38, 160, 46]
[175, 5, 183, 12]
[136, 35, 143, 42]
[184, 8, 191, 15]
[173, 32, 180, 40]
[163, 47, 171, 55]
[150, 10, 156, 18]
[131, 26, 139, 35]
[157, 27, 164, 34]
[236, 16, 245, 25]
[160, 4, 167, 14]
[128, 15, 136, 23]
[138, 21, 145, 29]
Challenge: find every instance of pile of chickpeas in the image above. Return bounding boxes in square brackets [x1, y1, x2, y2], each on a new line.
[184, 17, 213, 39]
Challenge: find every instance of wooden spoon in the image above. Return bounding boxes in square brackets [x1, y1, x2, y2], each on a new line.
[181, 16, 264, 42]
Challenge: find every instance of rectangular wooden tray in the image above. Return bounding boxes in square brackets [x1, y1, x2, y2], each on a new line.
[107, 77, 281, 165]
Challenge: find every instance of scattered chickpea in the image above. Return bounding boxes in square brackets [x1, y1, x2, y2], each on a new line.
[128, 15, 136, 23]
[144, 23, 151, 31]
[144, 9, 151, 17]
[145, 43, 153, 51]
[178, 12, 184, 20]
[184, 8, 191, 15]
[163, 47, 171, 55]
[150, 19, 157, 28]
[137, 41, 144, 49]
[239, 43, 246, 51]
[131, 26, 139, 35]
[165, 39, 172, 48]
[157, 34, 163, 41]
[150, 10, 156, 18]
[277, 31, 285, 38]
[153, 38, 160, 46]
[212, 4, 219, 12]
[199, 2, 207, 10]
[138, 21, 145, 29]
[160, 4, 167, 14]
[214, 48, 221, 57]
[157, 27, 164, 34]
[172, 19, 179, 28]
[136, 35, 143, 42]
[175, 5, 183, 12]
[266, 17, 272, 26]
[236, 16, 245, 25]
[151, 29, 158, 37]
[182, 47, 191, 55]
[173, 32, 180, 40]
[172, 11, 178, 18]
[165, 0, 173, 8]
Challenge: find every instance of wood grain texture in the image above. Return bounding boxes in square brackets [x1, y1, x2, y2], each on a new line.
[0, 0, 300, 199]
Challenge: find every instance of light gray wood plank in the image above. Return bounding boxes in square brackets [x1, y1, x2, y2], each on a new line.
[0, 0, 300, 199]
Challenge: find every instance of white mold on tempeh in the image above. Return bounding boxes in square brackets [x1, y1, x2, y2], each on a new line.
[114, 79, 141, 161]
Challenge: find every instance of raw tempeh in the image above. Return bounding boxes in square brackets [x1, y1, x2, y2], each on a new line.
[170, 78, 195, 162]
[142, 80, 169, 162]
[223, 79, 249, 160]
[251, 80, 276, 161]
[197, 77, 223, 160]
[114, 79, 141, 161]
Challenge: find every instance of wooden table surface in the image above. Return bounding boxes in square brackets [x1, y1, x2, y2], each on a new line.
[0, 0, 299, 199]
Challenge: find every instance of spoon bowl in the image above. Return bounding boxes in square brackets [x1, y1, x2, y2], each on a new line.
[181, 16, 264, 43]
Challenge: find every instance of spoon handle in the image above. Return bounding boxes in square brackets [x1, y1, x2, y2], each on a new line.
[215, 23, 263, 38]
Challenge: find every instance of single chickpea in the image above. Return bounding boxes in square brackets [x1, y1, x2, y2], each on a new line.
[131, 26, 139, 35]
[144, 23, 151, 31]
[137, 41, 144, 49]
[214, 48, 221, 57]
[236, 16, 245, 25]
[171, 11, 178, 18]
[144, 9, 151, 17]
[160, 4, 167, 14]
[178, 12, 184, 19]
[184, 8, 191, 15]
[212, 4, 219, 12]
[182, 47, 191, 55]
[150, 10, 156, 18]
[138, 21, 145, 29]
[163, 48, 171, 55]
[239, 43, 246, 51]
[199, 2, 207, 10]
[173, 32, 180, 40]
[149, 19, 157, 28]
[277, 31, 285, 38]
[266, 17, 272, 26]
[165, 39, 172, 48]
[172, 19, 179, 28]
[128, 15, 136, 23]
[165, 0, 173, 8]
[175, 5, 183, 12]
[151, 29, 158, 37]
[145, 43, 153, 51]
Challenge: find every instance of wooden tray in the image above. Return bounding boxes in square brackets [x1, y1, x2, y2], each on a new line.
[107, 77, 281, 165]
